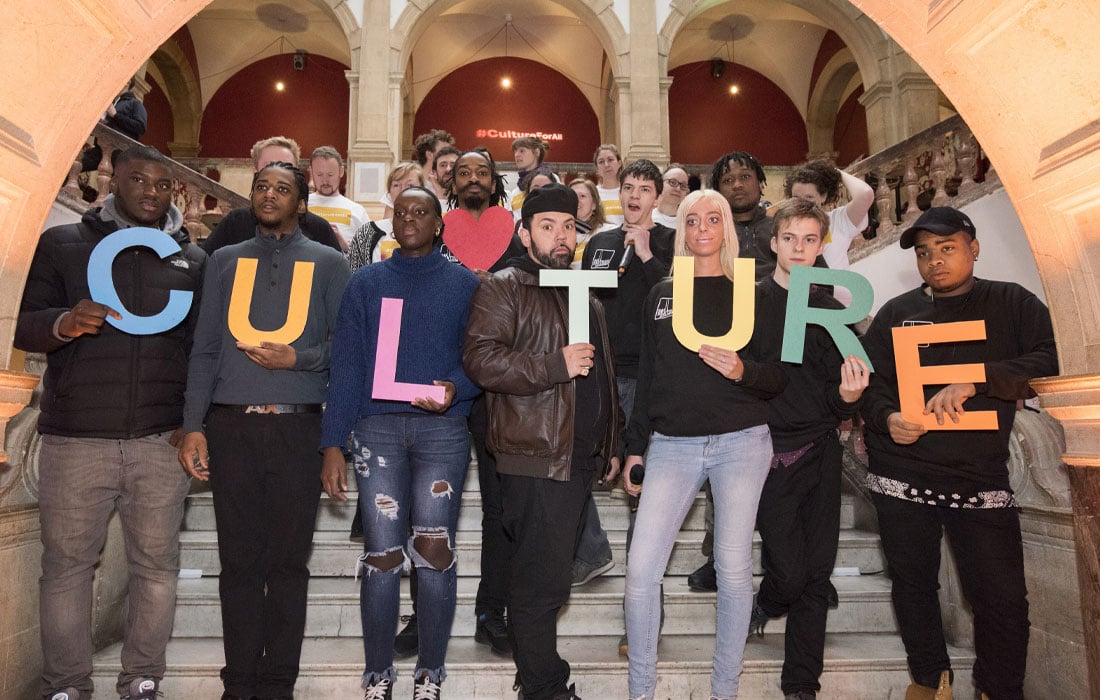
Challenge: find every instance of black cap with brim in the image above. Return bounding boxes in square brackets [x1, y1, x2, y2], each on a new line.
[521, 183, 578, 220]
[899, 206, 977, 249]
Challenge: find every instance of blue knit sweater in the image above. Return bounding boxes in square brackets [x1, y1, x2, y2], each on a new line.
[321, 249, 481, 449]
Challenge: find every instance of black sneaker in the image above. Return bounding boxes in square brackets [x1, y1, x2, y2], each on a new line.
[475, 610, 512, 656]
[784, 692, 816, 700]
[48, 689, 85, 700]
[687, 559, 717, 592]
[362, 677, 392, 700]
[121, 678, 160, 700]
[748, 593, 769, 638]
[413, 674, 442, 700]
[393, 614, 418, 658]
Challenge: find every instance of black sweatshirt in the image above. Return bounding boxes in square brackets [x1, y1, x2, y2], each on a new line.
[860, 278, 1058, 496]
[581, 223, 675, 378]
[755, 278, 860, 452]
[626, 276, 789, 455]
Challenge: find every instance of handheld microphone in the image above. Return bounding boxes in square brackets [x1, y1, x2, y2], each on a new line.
[617, 244, 635, 276]
[628, 462, 645, 486]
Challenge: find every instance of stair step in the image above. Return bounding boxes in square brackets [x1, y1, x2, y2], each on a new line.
[182, 482, 859, 533]
[91, 634, 975, 699]
[178, 528, 885, 578]
[169, 574, 899, 638]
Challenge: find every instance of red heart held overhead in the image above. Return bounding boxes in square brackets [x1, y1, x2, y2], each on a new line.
[442, 206, 515, 271]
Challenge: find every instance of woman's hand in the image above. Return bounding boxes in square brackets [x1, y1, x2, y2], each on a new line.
[412, 381, 456, 413]
[321, 446, 349, 501]
[699, 344, 744, 381]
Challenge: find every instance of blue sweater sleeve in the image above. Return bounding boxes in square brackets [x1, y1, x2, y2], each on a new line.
[321, 273, 372, 449]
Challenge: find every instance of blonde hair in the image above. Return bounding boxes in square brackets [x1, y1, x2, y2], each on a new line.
[251, 136, 301, 168]
[673, 189, 741, 281]
[387, 161, 425, 190]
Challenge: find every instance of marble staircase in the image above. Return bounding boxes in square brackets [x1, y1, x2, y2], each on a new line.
[91, 462, 975, 699]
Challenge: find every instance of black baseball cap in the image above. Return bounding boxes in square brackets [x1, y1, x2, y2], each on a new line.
[521, 182, 578, 220]
[899, 206, 977, 249]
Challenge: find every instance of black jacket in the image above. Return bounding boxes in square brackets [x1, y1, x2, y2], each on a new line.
[106, 91, 147, 140]
[201, 208, 343, 255]
[15, 207, 206, 437]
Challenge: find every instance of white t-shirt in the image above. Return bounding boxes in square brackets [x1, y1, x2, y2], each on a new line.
[598, 185, 624, 225]
[823, 204, 868, 306]
[652, 210, 677, 230]
[309, 192, 370, 246]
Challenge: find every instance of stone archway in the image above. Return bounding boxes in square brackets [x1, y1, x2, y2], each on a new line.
[148, 41, 203, 157]
[805, 48, 861, 157]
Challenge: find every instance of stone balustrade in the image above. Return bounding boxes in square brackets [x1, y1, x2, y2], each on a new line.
[60, 124, 249, 242]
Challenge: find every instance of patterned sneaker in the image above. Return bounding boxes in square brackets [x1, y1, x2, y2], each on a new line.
[363, 677, 393, 700]
[121, 678, 160, 700]
[413, 674, 442, 700]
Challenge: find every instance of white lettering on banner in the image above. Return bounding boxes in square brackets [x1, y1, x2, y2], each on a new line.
[474, 128, 565, 142]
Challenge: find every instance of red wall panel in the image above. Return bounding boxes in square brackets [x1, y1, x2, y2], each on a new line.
[413, 57, 600, 164]
[668, 61, 808, 166]
[199, 53, 350, 159]
[142, 74, 173, 155]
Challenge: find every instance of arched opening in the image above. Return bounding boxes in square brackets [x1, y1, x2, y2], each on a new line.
[198, 53, 351, 158]
[413, 57, 601, 163]
[668, 60, 808, 165]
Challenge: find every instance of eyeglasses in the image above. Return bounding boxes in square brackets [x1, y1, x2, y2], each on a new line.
[663, 179, 689, 191]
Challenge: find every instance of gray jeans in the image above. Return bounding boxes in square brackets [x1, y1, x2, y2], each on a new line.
[38, 432, 190, 697]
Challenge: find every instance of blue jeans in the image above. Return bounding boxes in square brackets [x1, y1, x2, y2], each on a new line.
[353, 413, 469, 687]
[624, 426, 772, 699]
[37, 432, 190, 697]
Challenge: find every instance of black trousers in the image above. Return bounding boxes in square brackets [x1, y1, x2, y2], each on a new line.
[471, 395, 511, 617]
[872, 491, 1029, 700]
[755, 433, 842, 694]
[206, 408, 323, 698]
[501, 465, 593, 700]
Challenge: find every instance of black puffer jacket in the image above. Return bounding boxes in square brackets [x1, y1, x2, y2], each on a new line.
[15, 205, 206, 438]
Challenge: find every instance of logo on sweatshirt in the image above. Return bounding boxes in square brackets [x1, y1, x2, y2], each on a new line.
[654, 297, 673, 320]
[169, 258, 190, 270]
[590, 248, 615, 270]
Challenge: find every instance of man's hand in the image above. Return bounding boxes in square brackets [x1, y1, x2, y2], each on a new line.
[237, 341, 297, 370]
[699, 344, 744, 381]
[622, 224, 654, 262]
[887, 412, 927, 445]
[623, 455, 645, 497]
[57, 299, 122, 339]
[412, 380, 456, 413]
[563, 342, 596, 379]
[167, 427, 185, 448]
[924, 382, 977, 425]
[178, 431, 209, 480]
[839, 355, 871, 403]
[598, 456, 622, 486]
[321, 446, 349, 501]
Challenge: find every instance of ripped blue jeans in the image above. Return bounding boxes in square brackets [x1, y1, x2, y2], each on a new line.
[352, 413, 469, 687]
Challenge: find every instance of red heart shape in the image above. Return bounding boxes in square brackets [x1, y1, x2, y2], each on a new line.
[442, 206, 515, 271]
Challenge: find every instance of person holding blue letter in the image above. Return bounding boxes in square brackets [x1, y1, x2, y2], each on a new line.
[16, 145, 206, 700]
[622, 189, 788, 700]
[319, 186, 480, 700]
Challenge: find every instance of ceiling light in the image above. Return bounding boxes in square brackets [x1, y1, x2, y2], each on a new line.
[729, 85, 739, 95]
[501, 76, 512, 89]
[275, 81, 285, 91]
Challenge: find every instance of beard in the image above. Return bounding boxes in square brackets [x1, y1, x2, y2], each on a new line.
[531, 241, 574, 269]
[460, 186, 487, 211]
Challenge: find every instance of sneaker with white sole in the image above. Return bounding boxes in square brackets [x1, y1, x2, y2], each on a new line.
[121, 677, 160, 700]
[413, 674, 442, 700]
[363, 677, 393, 700]
[49, 689, 84, 700]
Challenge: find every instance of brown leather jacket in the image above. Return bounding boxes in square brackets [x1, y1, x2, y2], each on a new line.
[463, 265, 622, 481]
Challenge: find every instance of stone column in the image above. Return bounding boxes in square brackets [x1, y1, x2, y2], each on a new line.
[346, 0, 398, 203]
[859, 45, 939, 152]
[619, 0, 668, 164]
[1032, 373, 1100, 699]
